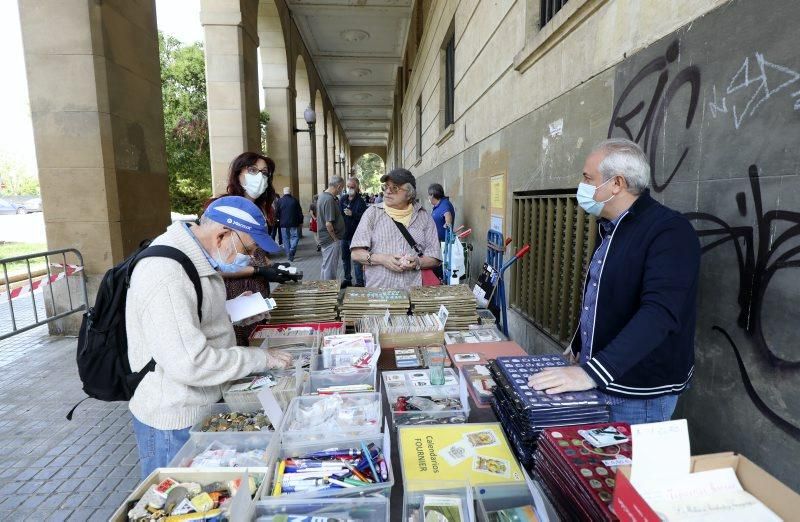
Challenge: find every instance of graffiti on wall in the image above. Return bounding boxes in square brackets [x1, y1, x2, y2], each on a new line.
[608, 39, 800, 439]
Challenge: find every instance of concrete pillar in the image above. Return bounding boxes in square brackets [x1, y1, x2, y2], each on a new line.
[201, 0, 261, 195]
[18, 0, 171, 333]
[257, 0, 292, 194]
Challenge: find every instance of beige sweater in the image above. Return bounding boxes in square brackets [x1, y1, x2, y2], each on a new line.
[126, 222, 267, 430]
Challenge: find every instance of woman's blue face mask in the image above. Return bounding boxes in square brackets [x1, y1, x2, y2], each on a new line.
[215, 234, 253, 272]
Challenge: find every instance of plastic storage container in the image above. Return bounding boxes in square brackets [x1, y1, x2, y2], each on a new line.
[109, 469, 264, 522]
[306, 354, 378, 393]
[475, 471, 558, 522]
[168, 432, 277, 472]
[190, 403, 278, 435]
[222, 368, 306, 411]
[280, 392, 382, 444]
[260, 427, 394, 499]
[252, 496, 390, 521]
[383, 368, 471, 427]
[402, 482, 475, 522]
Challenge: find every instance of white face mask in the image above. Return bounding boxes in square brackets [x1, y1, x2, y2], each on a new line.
[243, 172, 268, 199]
[347, 188, 356, 197]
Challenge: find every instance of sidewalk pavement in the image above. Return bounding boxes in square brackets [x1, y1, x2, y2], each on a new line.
[0, 235, 327, 521]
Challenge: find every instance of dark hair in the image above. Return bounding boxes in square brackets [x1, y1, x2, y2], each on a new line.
[428, 183, 445, 200]
[226, 152, 277, 220]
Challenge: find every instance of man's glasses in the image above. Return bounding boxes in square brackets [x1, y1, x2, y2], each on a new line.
[381, 183, 408, 194]
[232, 230, 257, 256]
[247, 166, 272, 177]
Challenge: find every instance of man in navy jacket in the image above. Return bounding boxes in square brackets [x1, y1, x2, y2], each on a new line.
[529, 138, 701, 424]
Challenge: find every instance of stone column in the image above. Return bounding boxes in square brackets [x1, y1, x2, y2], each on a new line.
[201, 0, 261, 195]
[257, 1, 292, 193]
[18, 0, 171, 333]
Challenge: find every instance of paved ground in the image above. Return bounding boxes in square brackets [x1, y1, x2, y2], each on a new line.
[0, 234, 327, 520]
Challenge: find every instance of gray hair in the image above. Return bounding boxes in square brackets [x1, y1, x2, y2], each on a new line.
[329, 175, 344, 188]
[403, 183, 417, 203]
[347, 177, 360, 187]
[592, 138, 650, 195]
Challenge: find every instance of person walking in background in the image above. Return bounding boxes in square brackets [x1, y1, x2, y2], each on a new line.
[340, 177, 367, 287]
[275, 187, 303, 261]
[428, 183, 455, 282]
[318, 176, 346, 280]
[309, 194, 321, 252]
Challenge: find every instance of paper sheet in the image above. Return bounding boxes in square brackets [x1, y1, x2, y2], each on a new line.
[225, 293, 275, 323]
[630, 419, 691, 486]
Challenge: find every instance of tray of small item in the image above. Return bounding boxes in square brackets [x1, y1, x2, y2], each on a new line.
[190, 403, 277, 436]
[279, 392, 383, 444]
[222, 367, 306, 412]
[168, 432, 279, 473]
[382, 368, 471, 427]
[402, 481, 475, 522]
[252, 496, 390, 521]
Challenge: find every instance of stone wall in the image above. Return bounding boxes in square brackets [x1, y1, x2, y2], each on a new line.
[406, 0, 800, 490]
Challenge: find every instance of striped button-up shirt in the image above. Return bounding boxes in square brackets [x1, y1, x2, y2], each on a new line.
[579, 212, 628, 404]
[350, 203, 442, 289]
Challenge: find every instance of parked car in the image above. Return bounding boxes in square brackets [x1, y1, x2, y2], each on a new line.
[0, 198, 29, 215]
[23, 197, 42, 212]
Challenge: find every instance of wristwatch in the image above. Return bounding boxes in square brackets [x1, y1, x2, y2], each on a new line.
[366, 252, 373, 265]
[415, 257, 421, 271]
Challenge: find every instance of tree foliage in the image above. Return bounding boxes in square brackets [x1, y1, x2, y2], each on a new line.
[0, 153, 39, 196]
[259, 110, 270, 154]
[354, 153, 384, 194]
[159, 32, 211, 214]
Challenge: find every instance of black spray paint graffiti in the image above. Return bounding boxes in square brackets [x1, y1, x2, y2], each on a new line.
[608, 40, 800, 439]
[608, 40, 700, 192]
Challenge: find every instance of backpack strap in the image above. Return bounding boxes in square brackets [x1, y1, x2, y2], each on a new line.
[391, 219, 425, 257]
[129, 245, 204, 321]
[127, 245, 204, 378]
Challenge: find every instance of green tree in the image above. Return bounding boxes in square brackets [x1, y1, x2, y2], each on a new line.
[259, 110, 270, 153]
[0, 153, 39, 196]
[354, 153, 384, 194]
[159, 32, 211, 214]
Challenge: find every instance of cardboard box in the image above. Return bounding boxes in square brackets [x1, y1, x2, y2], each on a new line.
[613, 452, 800, 521]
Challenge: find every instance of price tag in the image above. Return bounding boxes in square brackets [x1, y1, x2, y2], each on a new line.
[384, 308, 391, 325]
[438, 305, 449, 328]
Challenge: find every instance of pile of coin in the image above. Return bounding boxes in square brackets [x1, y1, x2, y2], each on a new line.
[199, 411, 272, 432]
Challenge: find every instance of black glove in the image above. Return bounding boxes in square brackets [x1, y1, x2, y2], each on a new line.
[254, 266, 298, 283]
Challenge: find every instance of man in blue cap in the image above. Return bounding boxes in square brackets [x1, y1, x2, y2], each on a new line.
[126, 196, 294, 478]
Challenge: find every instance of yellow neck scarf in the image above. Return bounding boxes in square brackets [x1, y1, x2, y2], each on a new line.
[384, 203, 414, 226]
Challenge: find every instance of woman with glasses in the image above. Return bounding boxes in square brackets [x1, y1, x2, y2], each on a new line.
[350, 168, 442, 288]
[203, 152, 298, 344]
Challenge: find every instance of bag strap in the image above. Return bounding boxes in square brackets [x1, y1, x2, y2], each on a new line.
[391, 219, 424, 257]
[128, 245, 204, 321]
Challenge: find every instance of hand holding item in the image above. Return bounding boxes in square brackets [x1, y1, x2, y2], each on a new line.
[378, 253, 405, 272]
[344, 208, 353, 216]
[399, 253, 418, 271]
[254, 265, 299, 283]
[264, 349, 293, 370]
[528, 366, 596, 394]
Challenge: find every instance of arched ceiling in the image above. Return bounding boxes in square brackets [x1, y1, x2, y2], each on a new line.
[285, 0, 412, 148]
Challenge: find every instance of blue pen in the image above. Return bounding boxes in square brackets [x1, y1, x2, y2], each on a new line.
[360, 441, 380, 483]
[300, 448, 362, 459]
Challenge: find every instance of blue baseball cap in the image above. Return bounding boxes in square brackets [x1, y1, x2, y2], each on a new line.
[204, 196, 281, 253]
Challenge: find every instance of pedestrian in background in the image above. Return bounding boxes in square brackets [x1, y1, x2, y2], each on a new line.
[275, 187, 303, 261]
[428, 183, 455, 282]
[318, 176, 346, 280]
[340, 177, 367, 287]
[309, 194, 321, 252]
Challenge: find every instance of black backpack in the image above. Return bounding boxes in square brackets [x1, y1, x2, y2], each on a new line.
[67, 242, 203, 420]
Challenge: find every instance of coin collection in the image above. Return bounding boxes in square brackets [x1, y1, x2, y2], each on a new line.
[198, 411, 273, 432]
[355, 313, 443, 335]
[268, 280, 340, 323]
[409, 285, 479, 330]
[339, 287, 410, 324]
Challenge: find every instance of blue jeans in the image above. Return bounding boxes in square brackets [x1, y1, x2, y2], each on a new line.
[281, 227, 300, 260]
[131, 415, 191, 480]
[608, 394, 679, 424]
[341, 239, 364, 285]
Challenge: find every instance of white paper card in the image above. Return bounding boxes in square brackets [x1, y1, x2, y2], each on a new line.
[438, 305, 449, 327]
[257, 386, 283, 428]
[631, 419, 691, 487]
[225, 293, 274, 323]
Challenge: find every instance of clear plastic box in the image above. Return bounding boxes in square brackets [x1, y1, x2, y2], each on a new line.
[222, 367, 306, 412]
[190, 403, 279, 435]
[402, 482, 475, 522]
[475, 470, 558, 522]
[280, 392, 383, 444]
[306, 354, 378, 393]
[383, 368, 471, 427]
[260, 426, 394, 499]
[168, 432, 277, 472]
[252, 496, 389, 521]
[109, 469, 263, 522]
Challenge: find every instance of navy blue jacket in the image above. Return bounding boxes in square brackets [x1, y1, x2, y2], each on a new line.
[339, 193, 368, 241]
[572, 190, 701, 398]
[276, 194, 303, 228]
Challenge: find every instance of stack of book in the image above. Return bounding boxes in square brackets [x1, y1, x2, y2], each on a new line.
[339, 287, 410, 324]
[488, 355, 610, 468]
[409, 285, 479, 330]
[535, 423, 632, 521]
[268, 280, 340, 323]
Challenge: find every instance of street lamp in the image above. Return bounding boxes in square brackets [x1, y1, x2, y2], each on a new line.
[293, 106, 318, 194]
[333, 150, 346, 177]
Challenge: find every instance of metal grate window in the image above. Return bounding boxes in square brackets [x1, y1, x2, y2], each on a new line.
[540, 0, 570, 28]
[511, 192, 597, 345]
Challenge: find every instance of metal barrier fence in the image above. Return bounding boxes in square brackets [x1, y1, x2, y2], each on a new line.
[0, 248, 88, 341]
